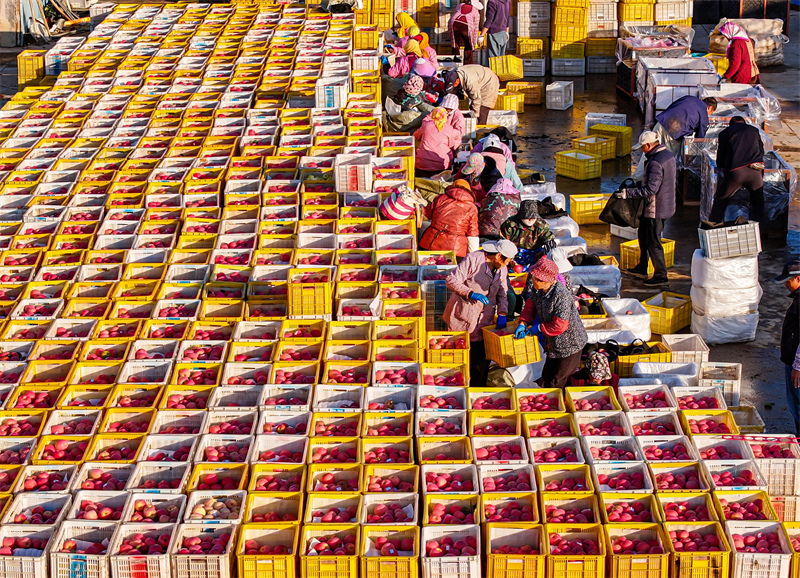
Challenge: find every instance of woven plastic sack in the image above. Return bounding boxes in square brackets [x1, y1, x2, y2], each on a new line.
[690, 284, 762, 316]
[691, 310, 759, 345]
[690, 249, 759, 290]
[602, 298, 652, 341]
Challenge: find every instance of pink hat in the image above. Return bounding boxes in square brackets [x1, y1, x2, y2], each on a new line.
[530, 257, 559, 283]
[412, 58, 437, 78]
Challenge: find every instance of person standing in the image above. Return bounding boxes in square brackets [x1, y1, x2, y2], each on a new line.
[653, 95, 718, 158]
[419, 179, 480, 258]
[448, 0, 481, 64]
[615, 131, 676, 286]
[444, 239, 516, 387]
[514, 258, 587, 389]
[709, 116, 765, 222]
[443, 66, 500, 125]
[480, 0, 511, 59]
[777, 260, 800, 436]
[719, 22, 761, 85]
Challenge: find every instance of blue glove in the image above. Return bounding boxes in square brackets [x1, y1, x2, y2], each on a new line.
[381, 55, 389, 66]
[514, 324, 527, 339]
[469, 292, 490, 305]
[495, 315, 507, 330]
[527, 323, 543, 339]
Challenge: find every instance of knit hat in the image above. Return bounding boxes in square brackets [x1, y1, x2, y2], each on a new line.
[441, 93, 459, 111]
[404, 75, 424, 96]
[412, 58, 436, 78]
[530, 257, 559, 283]
[516, 200, 539, 222]
[461, 152, 485, 175]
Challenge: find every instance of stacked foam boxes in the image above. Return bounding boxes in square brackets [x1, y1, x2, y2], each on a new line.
[550, 0, 587, 76]
[516, 1, 551, 77]
[690, 222, 763, 345]
[654, 0, 693, 26]
[585, 0, 618, 74]
[617, 0, 655, 30]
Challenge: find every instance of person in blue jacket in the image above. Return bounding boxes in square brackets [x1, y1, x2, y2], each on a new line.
[653, 95, 718, 157]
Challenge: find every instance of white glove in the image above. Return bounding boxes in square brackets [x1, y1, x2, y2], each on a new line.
[477, 34, 485, 48]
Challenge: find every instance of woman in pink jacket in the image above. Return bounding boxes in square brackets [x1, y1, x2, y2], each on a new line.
[386, 39, 438, 78]
[448, 0, 482, 64]
[414, 107, 462, 177]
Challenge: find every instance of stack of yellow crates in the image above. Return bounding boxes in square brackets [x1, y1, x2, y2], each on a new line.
[551, 0, 588, 76]
[618, 0, 655, 28]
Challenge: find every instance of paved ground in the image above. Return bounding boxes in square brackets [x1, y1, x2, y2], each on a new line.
[0, 13, 797, 431]
[514, 13, 800, 434]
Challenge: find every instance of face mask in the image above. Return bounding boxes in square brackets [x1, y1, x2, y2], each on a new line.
[521, 219, 536, 227]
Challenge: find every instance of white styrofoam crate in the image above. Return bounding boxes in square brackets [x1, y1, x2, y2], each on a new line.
[610, 224, 638, 240]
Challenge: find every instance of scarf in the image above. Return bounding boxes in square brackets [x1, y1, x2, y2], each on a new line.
[430, 107, 448, 132]
[396, 12, 417, 38]
[403, 39, 422, 58]
[720, 22, 760, 78]
[404, 75, 424, 96]
[418, 32, 430, 51]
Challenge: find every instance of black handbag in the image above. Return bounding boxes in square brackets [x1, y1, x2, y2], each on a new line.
[582, 340, 620, 363]
[599, 179, 646, 229]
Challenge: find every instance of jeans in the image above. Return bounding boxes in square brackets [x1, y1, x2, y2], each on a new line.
[785, 363, 800, 434]
[487, 31, 508, 59]
[637, 217, 667, 279]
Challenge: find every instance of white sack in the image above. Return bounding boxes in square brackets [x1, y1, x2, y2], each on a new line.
[556, 236, 588, 257]
[633, 362, 699, 387]
[585, 329, 636, 344]
[690, 249, 759, 290]
[545, 215, 580, 238]
[690, 284, 762, 317]
[570, 266, 622, 298]
[691, 311, 759, 345]
[603, 298, 652, 341]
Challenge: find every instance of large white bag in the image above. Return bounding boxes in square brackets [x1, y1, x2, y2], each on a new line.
[585, 329, 637, 345]
[691, 311, 759, 345]
[602, 298, 651, 341]
[545, 216, 580, 238]
[690, 284, 762, 317]
[691, 249, 759, 290]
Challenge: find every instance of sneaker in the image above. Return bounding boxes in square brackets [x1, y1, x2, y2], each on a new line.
[626, 266, 649, 278]
[643, 276, 669, 286]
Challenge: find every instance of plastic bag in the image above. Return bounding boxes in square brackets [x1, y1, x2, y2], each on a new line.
[690, 284, 762, 316]
[691, 311, 759, 345]
[602, 298, 652, 341]
[570, 266, 622, 298]
[690, 249, 759, 290]
[633, 362, 699, 386]
[585, 329, 636, 345]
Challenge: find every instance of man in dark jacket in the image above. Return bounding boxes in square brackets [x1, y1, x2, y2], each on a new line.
[709, 116, 765, 223]
[480, 0, 511, 58]
[615, 130, 676, 286]
[653, 95, 718, 158]
[775, 260, 800, 435]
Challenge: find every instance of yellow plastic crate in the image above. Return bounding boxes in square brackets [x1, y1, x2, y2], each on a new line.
[300, 524, 359, 578]
[568, 193, 611, 224]
[506, 81, 544, 105]
[360, 525, 419, 578]
[680, 409, 740, 437]
[354, 26, 379, 50]
[573, 136, 616, 161]
[552, 6, 588, 24]
[489, 55, 524, 81]
[657, 18, 693, 26]
[517, 38, 547, 59]
[703, 53, 729, 75]
[556, 151, 602, 181]
[545, 523, 606, 578]
[238, 524, 299, 578]
[551, 23, 589, 43]
[586, 38, 618, 57]
[642, 292, 692, 335]
[605, 523, 670, 578]
[482, 322, 541, 369]
[613, 342, 672, 378]
[486, 524, 546, 578]
[551, 41, 586, 59]
[589, 124, 634, 157]
[619, 2, 655, 20]
[620, 238, 676, 274]
[663, 522, 731, 578]
[728, 405, 765, 434]
[497, 91, 525, 113]
[711, 490, 778, 522]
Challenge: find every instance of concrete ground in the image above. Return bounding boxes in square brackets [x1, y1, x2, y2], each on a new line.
[514, 12, 800, 433]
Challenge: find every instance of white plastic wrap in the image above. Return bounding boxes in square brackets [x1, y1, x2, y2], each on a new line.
[619, 377, 665, 386]
[545, 215, 579, 238]
[691, 311, 759, 345]
[699, 83, 782, 124]
[555, 236, 588, 257]
[690, 284, 762, 317]
[690, 249, 759, 290]
[602, 298, 651, 341]
[585, 329, 636, 344]
[632, 362, 699, 386]
[570, 266, 622, 298]
[521, 183, 565, 210]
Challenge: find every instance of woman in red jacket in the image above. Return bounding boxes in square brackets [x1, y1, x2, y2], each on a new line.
[419, 179, 479, 258]
[719, 22, 760, 85]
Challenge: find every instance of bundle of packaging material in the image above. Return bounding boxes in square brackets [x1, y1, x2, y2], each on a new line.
[690, 248, 761, 345]
[708, 18, 790, 68]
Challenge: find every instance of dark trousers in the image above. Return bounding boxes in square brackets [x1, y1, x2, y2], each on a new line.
[638, 217, 667, 279]
[470, 339, 490, 387]
[506, 279, 516, 321]
[478, 105, 491, 125]
[539, 351, 582, 389]
[709, 166, 764, 223]
[452, 21, 473, 65]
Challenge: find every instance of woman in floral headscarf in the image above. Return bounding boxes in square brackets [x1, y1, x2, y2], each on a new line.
[393, 76, 435, 113]
[719, 22, 760, 85]
[414, 107, 462, 177]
